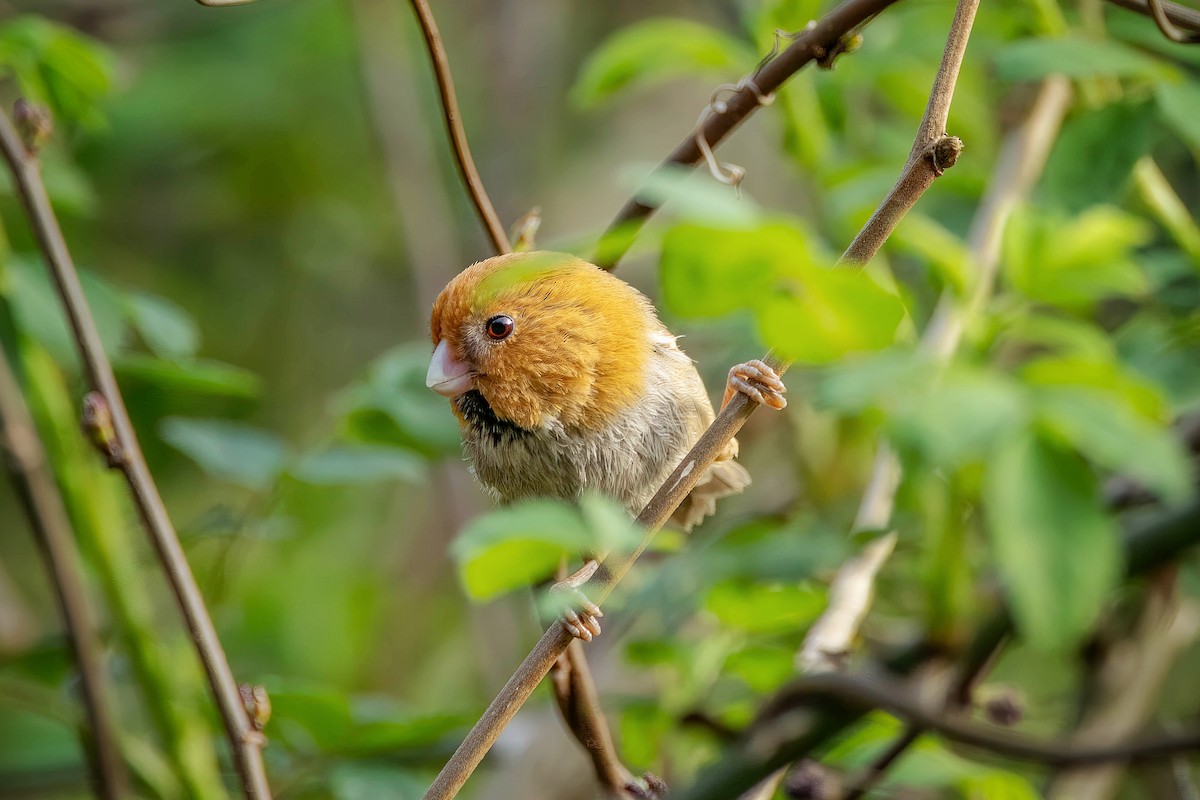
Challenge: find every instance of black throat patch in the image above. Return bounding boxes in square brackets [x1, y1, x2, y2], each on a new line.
[455, 390, 530, 445]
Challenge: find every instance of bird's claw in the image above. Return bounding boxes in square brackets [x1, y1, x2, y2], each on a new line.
[551, 581, 603, 641]
[625, 773, 668, 799]
[727, 359, 787, 410]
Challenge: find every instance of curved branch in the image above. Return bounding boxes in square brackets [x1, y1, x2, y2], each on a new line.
[1105, 0, 1200, 36]
[764, 673, 1200, 767]
[596, 0, 905, 269]
[678, 496, 1200, 800]
[0, 346, 128, 799]
[406, 0, 511, 254]
[0, 109, 272, 799]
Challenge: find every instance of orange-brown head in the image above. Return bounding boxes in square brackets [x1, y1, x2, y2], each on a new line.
[427, 252, 655, 431]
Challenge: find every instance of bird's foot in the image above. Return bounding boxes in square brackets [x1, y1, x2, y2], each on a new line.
[724, 359, 787, 410]
[625, 773, 668, 799]
[549, 560, 603, 641]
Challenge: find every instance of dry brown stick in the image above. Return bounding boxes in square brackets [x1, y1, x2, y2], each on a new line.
[0, 108, 272, 799]
[405, 0, 512, 254]
[596, 0, 905, 269]
[0, 346, 128, 800]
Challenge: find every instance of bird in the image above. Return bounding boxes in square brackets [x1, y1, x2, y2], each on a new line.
[427, 251, 786, 640]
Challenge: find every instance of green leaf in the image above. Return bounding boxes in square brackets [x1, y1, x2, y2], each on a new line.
[756, 266, 905, 364]
[0, 16, 114, 128]
[451, 495, 640, 601]
[812, 350, 935, 414]
[1156, 80, 1200, 151]
[338, 345, 461, 457]
[1034, 387, 1191, 504]
[890, 213, 971, 295]
[1039, 102, 1157, 213]
[704, 578, 826, 634]
[572, 18, 754, 108]
[660, 221, 810, 318]
[114, 355, 262, 399]
[724, 644, 795, 692]
[629, 164, 762, 227]
[995, 314, 1116, 362]
[1004, 205, 1150, 309]
[291, 444, 426, 485]
[124, 292, 200, 359]
[3, 257, 125, 370]
[993, 36, 1177, 81]
[1020, 355, 1168, 420]
[261, 678, 353, 751]
[983, 433, 1119, 650]
[159, 417, 288, 490]
[329, 764, 425, 800]
[888, 368, 1030, 466]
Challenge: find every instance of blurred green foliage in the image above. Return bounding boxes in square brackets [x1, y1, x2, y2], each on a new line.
[0, 0, 1196, 798]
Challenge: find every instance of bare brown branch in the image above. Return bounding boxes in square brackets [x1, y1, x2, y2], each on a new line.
[406, 0, 512, 254]
[0, 345, 128, 800]
[841, 0, 978, 264]
[763, 672, 1200, 768]
[596, 0, 905, 269]
[0, 108, 272, 799]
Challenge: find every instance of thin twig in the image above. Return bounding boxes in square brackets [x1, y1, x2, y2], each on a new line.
[1048, 582, 1200, 799]
[0, 109, 272, 799]
[596, 0, 905, 269]
[840, 0, 977, 264]
[1105, 0, 1200, 36]
[405, 0, 512, 254]
[0, 346, 128, 799]
[762, 672, 1200, 767]
[675, 500, 1200, 800]
[550, 642, 646, 797]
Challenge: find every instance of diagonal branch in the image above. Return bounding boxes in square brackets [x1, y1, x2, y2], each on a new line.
[424, 359, 787, 800]
[406, 0, 511, 254]
[596, 0, 905, 269]
[0, 108, 272, 799]
[0, 345, 128, 800]
[841, 0, 978, 265]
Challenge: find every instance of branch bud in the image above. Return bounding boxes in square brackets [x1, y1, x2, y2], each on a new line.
[983, 689, 1024, 727]
[81, 392, 123, 468]
[239, 683, 272, 731]
[13, 99, 53, 155]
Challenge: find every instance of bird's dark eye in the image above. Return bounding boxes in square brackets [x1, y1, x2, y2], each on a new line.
[485, 315, 514, 340]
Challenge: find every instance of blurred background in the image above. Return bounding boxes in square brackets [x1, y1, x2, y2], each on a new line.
[0, 0, 1197, 798]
